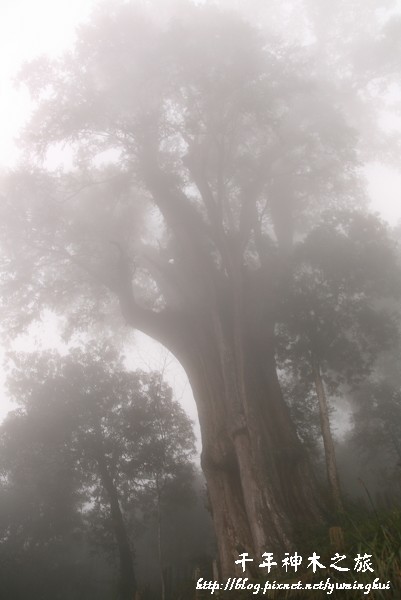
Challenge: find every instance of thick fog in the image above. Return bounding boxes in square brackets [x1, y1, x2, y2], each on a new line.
[1, 1, 401, 599]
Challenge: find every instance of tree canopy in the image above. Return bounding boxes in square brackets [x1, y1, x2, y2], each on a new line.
[0, 344, 197, 599]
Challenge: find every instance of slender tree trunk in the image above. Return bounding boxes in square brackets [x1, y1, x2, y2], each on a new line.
[311, 355, 343, 513]
[156, 483, 166, 600]
[96, 450, 137, 600]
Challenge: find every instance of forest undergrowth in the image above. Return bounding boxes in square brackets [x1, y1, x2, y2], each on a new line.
[187, 507, 401, 600]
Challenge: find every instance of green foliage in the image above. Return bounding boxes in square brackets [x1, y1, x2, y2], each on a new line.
[0, 1, 367, 342]
[205, 510, 401, 599]
[352, 381, 401, 462]
[0, 343, 199, 598]
[277, 209, 400, 390]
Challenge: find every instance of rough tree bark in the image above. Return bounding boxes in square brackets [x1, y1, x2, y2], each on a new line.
[183, 317, 323, 577]
[116, 249, 323, 578]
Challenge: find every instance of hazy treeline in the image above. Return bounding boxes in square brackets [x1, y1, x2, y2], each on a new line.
[0, 345, 215, 599]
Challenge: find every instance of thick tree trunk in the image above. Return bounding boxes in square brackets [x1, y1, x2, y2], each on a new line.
[311, 356, 343, 513]
[118, 225, 324, 579]
[179, 313, 324, 579]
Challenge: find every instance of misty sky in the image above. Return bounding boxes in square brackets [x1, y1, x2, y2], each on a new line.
[1, 0, 400, 220]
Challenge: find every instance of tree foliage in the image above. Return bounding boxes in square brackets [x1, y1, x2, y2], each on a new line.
[0, 344, 197, 599]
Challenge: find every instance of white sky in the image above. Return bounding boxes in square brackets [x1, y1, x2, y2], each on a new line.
[0, 0, 400, 219]
[0, 0, 401, 426]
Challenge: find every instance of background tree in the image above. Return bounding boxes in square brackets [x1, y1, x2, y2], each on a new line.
[276, 209, 400, 512]
[343, 328, 401, 508]
[0, 375, 112, 600]
[352, 381, 401, 465]
[0, 0, 391, 573]
[116, 370, 195, 600]
[0, 344, 197, 599]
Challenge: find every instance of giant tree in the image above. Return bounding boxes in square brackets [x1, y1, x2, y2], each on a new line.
[0, 1, 370, 575]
